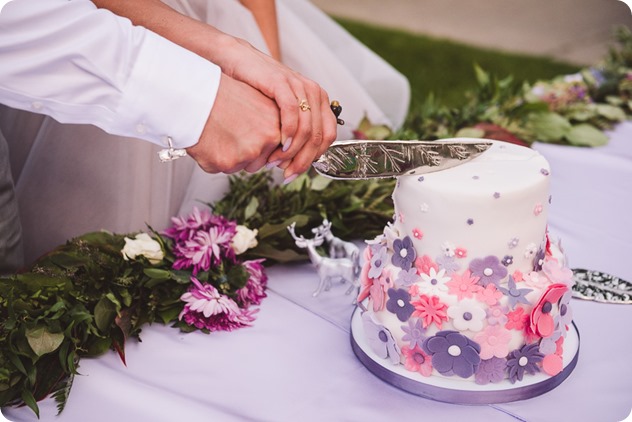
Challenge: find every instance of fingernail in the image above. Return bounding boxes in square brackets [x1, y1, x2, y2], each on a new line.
[282, 137, 293, 152]
[283, 174, 298, 185]
[266, 160, 281, 169]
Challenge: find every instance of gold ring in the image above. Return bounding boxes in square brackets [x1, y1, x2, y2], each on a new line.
[298, 99, 311, 112]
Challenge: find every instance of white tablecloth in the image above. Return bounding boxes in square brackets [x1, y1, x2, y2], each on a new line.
[3, 123, 632, 422]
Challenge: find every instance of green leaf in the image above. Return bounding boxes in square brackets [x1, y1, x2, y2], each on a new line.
[21, 389, 40, 419]
[244, 196, 259, 220]
[25, 326, 65, 357]
[455, 127, 485, 138]
[310, 175, 333, 191]
[143, 268, 170, 280]
[565, 124, 609, 146]
[595, 103, 626, 121]
[94, 297, 117, 333]
[473, 64, 490, 86]
[527, 112, 571, 142]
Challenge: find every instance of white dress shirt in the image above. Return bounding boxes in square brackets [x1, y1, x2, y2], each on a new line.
[0, 0, 221, 149]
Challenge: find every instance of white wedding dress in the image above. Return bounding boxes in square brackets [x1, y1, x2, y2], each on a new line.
[1, 0, 410, 264]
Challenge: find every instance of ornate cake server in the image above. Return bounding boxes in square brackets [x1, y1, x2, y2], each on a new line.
[312, 139, 492, 179]
[571, 269, 631, 304]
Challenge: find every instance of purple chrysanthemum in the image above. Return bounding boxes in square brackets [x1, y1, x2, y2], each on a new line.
[469, 256, 508, 287]
[179, 277, 255, 331]
[386, 288, 414, 322]
[173, 225, 237, 274]
[392, 236, 416, 271]
[506, 343, 543, 384]
[236, 259, 268, 307]
[423, 330, 481, 378]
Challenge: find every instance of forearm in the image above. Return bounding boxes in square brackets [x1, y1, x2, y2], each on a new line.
[0, 0, 220, 149]
[92, 0, 244, 74]
[239, 0, 281, 61]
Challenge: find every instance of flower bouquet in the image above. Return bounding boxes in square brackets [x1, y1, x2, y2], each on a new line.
[0, 207, 266, 417]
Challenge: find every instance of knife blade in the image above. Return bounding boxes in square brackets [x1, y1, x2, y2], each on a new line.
[312, 139, 492, 179]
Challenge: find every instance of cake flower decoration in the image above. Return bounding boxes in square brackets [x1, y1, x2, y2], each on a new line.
[498, 275, 533, 309]
[412, 294, 449, 329]
[475, 357, 507, 385]
[436, 255, 460, 274]
[446, 269, 482, 300]
[392, 235, 416, 270]
[395, 267, 421, 287]
[423, 330, 481, 378]
[447, 299, 487, 332]
[362, 312, 401, 364]
[469, 255, 508, 287]
[369, 244, 388, 278]
[530, 283, 568, 337]
[415, 255, 439, 276]
[506, 343, 544, 384]
[543, 257, 574, 287]
[386, 288, 415, 322]
[419, 267, 451, 295]
[401, 345, 433, 376]
[401, 318, 427, 349]
[474, 325, 512, 359]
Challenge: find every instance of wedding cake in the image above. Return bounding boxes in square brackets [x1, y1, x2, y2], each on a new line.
[353, 140, 577, 402]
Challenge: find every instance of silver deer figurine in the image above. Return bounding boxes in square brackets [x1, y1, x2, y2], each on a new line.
[287, 222, 360, 297]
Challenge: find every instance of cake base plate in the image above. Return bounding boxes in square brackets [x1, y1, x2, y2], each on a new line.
[350, 306, 580, 405]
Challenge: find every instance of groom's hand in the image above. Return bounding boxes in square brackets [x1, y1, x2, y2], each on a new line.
[186, 73, 281, 174]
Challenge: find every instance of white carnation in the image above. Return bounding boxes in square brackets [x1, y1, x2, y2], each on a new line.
[122, 233, 164, 264]
[232, 225, 258, 255]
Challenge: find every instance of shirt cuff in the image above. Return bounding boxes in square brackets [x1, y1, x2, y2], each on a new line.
[114, 29, 221, 149]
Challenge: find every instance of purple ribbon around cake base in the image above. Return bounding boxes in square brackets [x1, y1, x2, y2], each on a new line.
[350, 310, 580, 405]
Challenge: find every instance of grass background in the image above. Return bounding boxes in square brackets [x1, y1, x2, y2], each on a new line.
[335, 18, 581, 110]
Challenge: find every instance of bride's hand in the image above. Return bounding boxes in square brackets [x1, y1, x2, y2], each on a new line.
[217, 36, 337, 181]
[186, 74, 281, 174]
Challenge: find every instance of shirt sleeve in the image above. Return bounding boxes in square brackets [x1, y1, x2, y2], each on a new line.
[0, 0, 221, 149]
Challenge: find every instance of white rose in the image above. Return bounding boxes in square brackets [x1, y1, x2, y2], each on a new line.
[231, 226, 258, 255]
[122, 233, 164, 264]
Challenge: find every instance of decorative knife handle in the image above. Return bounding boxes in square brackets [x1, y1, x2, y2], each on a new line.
[330, 101, 345, 125]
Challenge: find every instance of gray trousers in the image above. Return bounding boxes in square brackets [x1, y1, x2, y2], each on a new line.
[0, 128, 23, 274]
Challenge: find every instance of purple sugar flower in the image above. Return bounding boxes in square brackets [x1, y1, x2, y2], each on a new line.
[498, 275, 532, 309]
[395, 267, 420, 287]
[475, 357, 507, 385]
[469, 256, 507, 287]
[362, 312, 400, 364]
[539, 328, 563, 355]
[236, 259, 268, 307]
[533, 247, 546, 271]
[401, 318, 426, 349]
[436, 255, 460, 274]
[369, 245, 388, 279]
[386, 288, 414, 322]
[423, 330, 481, 378]
[392, 236, 416, 270]
[506, 343, 543, 384]
[501, 255, 513, 267]
[557, 290, 574, 329]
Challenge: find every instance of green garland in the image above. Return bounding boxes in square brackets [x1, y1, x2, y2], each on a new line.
[2, 25, 632, 419]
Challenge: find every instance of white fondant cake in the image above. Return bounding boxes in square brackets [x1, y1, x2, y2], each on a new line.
[357, 140, 575, 387]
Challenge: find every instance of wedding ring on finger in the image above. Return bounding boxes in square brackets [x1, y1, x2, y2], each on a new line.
[298, 99, 311, 112]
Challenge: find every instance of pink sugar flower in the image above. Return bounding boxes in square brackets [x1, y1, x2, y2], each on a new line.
[475, 284, 503, 306]
[446, 269, 482, 300]
[474, 325, 512, 359]
[542, 258, 573, 287]
[533, 203, 543, 216]
[412, 228, 423, 240]
[512, 270, 524, 282]
[414, 255, 438, 276]
[370, 272, 392, 312]
[530, 283, 567, 338]
[454, 247, 467, 259]
[401, 346, 433, 376]
[411, 294, 448, 329]
[408, 284, 421, 298]
[505, 307, 529, 331]
[357, 246, 374, 303]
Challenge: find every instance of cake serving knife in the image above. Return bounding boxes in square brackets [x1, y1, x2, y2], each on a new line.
[313, 101, 492, 179]
[312, 139, 492, 179]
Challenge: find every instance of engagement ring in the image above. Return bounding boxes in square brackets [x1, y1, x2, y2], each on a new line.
[298, 99, 311, 112]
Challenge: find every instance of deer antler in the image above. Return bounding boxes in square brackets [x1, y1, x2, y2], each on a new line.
[287, 222, 303, 241]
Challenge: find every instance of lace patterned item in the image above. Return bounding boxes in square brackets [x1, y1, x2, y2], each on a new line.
[571, 269, 631, 304]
